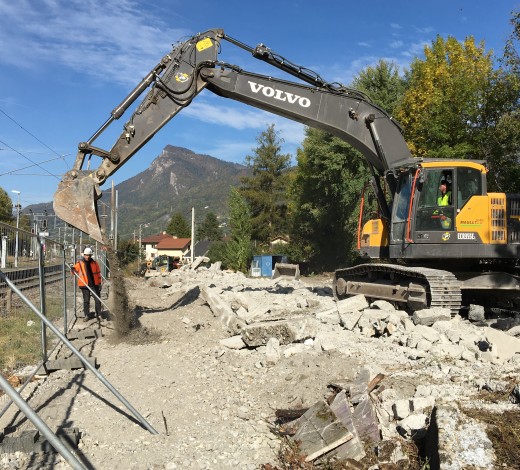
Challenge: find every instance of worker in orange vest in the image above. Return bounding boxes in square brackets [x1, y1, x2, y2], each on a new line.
[71, 247, 102, 321]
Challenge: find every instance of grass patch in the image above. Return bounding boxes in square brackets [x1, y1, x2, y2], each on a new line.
[0, 288, 67, 375]
[463, 407, 520, 469]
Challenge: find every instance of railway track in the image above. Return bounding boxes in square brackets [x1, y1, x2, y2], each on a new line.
[0, 264, 64, 297]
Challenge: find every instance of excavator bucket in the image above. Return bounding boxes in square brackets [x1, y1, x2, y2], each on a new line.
[53, 171, 104, 243]
[272, 263, 300, 281]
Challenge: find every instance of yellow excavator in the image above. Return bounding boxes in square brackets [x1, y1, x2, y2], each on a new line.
[54, 29, 520, 313]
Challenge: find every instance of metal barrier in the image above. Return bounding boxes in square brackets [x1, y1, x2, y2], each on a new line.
[0, 222, 157, 464]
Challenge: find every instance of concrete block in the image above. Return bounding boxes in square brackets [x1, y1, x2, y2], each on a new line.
[412, 307, 451, 326]
[483, 327, 520, 362]
[415, 324, 440, 343]
[336, 295, 368, 314]
[392, 399, 411, 420]
[416, 339, 433, 352]
[370, 299, 396, 311]
[468, 304, 486, 322]
[219, 335, 247, 350]
[397, 413, 429, 439]
[241, 317, 318, 347]
[339, 310, 363, 330]
[315, 308, 341, 325]
[265, 337, 281, 365]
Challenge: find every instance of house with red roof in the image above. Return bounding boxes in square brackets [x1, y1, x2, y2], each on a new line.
[141, 232, 173, 260]
[155, 237, 192, 261]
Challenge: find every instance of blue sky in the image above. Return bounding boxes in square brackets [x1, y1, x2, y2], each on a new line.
[0, 0, 517, 208]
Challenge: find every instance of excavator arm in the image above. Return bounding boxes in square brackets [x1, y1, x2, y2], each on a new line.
[54, 29, 413, 242]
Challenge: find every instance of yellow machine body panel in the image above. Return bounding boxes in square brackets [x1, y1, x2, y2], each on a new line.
[360, 218, 389, 248]
[455, 193, 508, 245]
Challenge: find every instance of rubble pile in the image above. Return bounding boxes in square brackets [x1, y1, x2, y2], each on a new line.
[148, 263, 520, 468]
[2, 262, 519, 469]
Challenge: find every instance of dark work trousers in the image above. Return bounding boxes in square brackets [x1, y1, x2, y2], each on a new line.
[81, 285, 102, 318]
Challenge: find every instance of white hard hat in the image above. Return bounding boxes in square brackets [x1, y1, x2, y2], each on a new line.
[83, 247, 93, 255]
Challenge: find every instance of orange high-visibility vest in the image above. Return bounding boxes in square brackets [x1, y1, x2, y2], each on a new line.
[73, 259, 102, 287]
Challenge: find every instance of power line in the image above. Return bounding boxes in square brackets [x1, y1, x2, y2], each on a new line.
[0, 139, 61, 179]
[0, 107, 69, 168]
[0, 154, 72, 177]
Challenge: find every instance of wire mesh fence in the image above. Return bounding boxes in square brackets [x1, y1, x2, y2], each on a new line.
[0, 222, 107, 375]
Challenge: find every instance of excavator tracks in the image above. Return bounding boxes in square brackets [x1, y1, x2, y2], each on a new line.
[334, 263, 462, 315]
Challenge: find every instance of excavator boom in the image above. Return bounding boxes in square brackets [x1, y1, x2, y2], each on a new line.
[54, 29, 413, 242]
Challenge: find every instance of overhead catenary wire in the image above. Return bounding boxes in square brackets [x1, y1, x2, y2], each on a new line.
[0, 107, 69, 168]
[0, 139, 61, 179]
[0, 154, 72, 177]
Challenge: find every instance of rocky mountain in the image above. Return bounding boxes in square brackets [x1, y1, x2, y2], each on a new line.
[30, 146, 249, 242]
[107, 146, 248, 239]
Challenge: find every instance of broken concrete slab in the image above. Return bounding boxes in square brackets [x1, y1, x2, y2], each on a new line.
[315, 308, 341, 325]
[352, 395, 380, 443]
[370, 299, 396, 311]
[241, 317, 318, 347]
[291, 399, 354, 462]
[200, 285, 245, 334]
[481, 326, 520, 362]
[39, 357, 97, 373]
[397, 413, 429, 439]
[328, 391, 366, 461]
[339, 310, 363, 331]
[219, 335, 247, 350]
[412, 307, 451, 326]
[336, 295, 369, 314]
[424, 405, 495, 469]
[350, 367, 372, 405]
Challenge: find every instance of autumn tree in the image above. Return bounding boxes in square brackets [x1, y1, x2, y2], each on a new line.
[239, 124, 291, 245]
[396, 35, 495, 160]
[166, 212, 190, 238]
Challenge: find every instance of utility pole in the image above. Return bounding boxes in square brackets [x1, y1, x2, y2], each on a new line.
[11, 190, 20, 268]
[191, 207, 195, 263]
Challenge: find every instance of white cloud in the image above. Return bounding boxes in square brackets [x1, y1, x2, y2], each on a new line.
[182, 100, 305, 146]
[0, 0, 187, 86]
[390, 23, 402, 29]
[414, 26, 435, 34]
[357, 42, 371, 48]
[389, 40, 403, 49]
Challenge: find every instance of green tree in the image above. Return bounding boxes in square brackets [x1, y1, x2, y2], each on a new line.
[225, 187, 252, 273]
[0, 188, 13, 223]
[396, 35, 495, 160]
[117, 238, 139, 267]
[289, 128, 369, 270]
[239, 124, 291, 244]
[483, 9, 520, 192]
[352, 60, 407, 115]
[166, 212, 191, 238]
[287, 60, 406, 271]
[197, 212, 223, 241]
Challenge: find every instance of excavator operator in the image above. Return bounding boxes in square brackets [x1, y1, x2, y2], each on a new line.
[437, 183, 452, 206]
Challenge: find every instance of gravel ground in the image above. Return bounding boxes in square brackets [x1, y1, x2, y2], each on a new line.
[1, 269, 519, 469]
